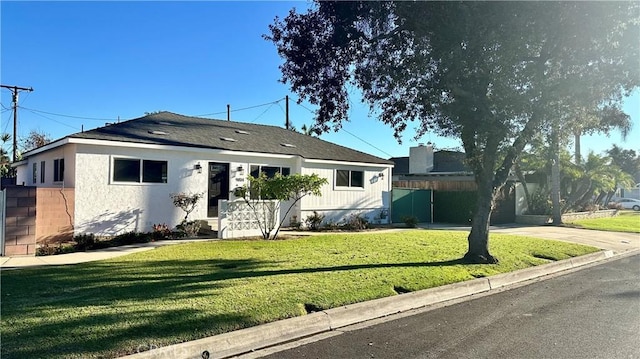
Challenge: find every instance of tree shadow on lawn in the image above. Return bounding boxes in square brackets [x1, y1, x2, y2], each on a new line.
[2, 257, 469, 358]
[3, 258, 469, 307]
[2, 306, 253, 359]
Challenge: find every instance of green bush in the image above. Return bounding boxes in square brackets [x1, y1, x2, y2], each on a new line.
[74, 233, 96, 251]
[112, 231, 152, 246]
[401, 215, 419, 228]
[305, 211, 325, 231]
[527, 188, 552, 215]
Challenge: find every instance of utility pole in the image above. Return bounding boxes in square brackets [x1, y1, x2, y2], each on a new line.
[285, 95, 290, 130]
[1, 84, 33, 162]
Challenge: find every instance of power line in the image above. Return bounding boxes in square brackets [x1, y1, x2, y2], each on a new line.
[341, 128, 394, 158]
[250, 103, 277, 123]
[18, 106, 117, 121]
[292, 96, 394, 158]
[23, 108, 81, 131]
[196, 97, 286, 117]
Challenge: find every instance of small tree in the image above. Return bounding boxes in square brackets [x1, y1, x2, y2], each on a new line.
[233, 172, 327, 240]
[20, 129, 52, 153]
[170, 192, 204, 236]
[1, 133, 14, 177]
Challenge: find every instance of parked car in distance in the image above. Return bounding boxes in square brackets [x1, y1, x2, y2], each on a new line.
[614, 198, 640, 211]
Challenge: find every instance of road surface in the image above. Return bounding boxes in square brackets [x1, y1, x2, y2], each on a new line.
[256, 254, 640, 359]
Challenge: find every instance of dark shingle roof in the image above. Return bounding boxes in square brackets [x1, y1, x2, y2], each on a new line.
[390, 150, 469, 175]
[433, 151, 469, 172]
[69, 112, 392, 165]
[389, 157, 409, 176]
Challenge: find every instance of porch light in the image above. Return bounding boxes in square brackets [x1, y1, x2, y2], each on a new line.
[194, 163, 203, 174]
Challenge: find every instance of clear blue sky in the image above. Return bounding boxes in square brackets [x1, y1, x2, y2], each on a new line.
[1, 1, 638, 161]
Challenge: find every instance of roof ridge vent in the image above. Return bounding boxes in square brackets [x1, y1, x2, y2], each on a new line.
[148, 130, 168, 135]
[280, 143, 296, 148]
[220, 137, 237, 142]
[235, 130, 250, 135]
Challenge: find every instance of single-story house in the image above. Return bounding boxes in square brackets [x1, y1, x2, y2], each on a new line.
[14, 112, 393, 240]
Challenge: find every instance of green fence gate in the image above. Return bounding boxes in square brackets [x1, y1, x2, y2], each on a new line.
[391, 188, 433, 224]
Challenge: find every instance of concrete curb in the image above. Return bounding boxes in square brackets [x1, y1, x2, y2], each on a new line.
[120, 249, 630, 359]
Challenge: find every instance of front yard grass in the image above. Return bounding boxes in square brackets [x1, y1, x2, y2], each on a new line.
[564, 210, 640, 233]
[1, 230, 598, 358]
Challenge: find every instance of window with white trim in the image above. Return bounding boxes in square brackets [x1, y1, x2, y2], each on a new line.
[336, 169, 364, 188]
[248, 165, 291, 199]
[32, 163, 37, 184]
[54, 158, 65, 182]
[112, 158, 167, 183]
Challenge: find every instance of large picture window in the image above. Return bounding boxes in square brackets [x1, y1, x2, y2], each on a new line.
[336, 169, 364, 188]
[113, 158, 167, 183]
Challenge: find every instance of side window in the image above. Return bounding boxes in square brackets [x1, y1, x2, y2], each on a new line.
[113, 158, 141, 182]
[32, 163, 37, 184]
[142, 160, 168, 183]
[54, 159, 65, 182]
[40, 161, 46, 183]
[113, 158, 168, 184]
[336, 169, 364, 188]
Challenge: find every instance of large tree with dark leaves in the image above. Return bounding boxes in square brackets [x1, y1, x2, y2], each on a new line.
[267, 2, 639, 263]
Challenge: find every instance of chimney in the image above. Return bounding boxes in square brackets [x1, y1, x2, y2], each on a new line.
[409, 142, 434, 174]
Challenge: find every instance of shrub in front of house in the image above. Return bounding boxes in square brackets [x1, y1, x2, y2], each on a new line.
[305, 211, 325, 231]
[152, 223, 173, 240]
[176, 220, 202, 237]
[402, 215, 419, 228]
[74, 233, 96, 251]
[341, 213, 370, 231]
[112, 231, 152, 246]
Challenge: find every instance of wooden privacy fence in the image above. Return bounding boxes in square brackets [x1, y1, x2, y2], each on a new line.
[392, 180, 477, 191]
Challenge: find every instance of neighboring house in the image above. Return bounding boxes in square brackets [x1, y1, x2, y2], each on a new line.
[390, 143, 516, 224]
[14, 112, 393, 240]
[391, 143, 475, 188]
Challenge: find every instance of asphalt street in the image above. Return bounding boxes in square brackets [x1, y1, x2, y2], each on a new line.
[257, 254, 640, 359]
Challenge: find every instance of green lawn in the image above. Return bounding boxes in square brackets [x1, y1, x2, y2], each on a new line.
[565, 210, 640, 233]
[1, 230, 598, 359]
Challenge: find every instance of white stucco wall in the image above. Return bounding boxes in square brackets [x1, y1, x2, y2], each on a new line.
[72, 143, 304, 236]
[14, 144, 76, 188]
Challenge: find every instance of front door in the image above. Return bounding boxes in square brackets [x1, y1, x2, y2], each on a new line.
[208, 162, 230, 217]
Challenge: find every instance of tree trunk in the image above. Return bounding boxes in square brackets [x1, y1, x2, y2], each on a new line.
[464, 172, 499, 264]
[550, 128, 563, 224]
